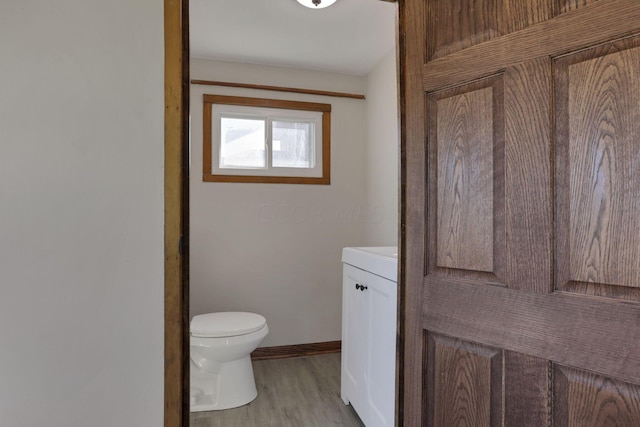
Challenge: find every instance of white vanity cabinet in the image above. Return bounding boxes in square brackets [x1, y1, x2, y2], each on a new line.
[341, 247, 397, 427]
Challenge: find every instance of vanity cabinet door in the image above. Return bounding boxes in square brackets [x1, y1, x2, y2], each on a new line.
[342, 263, 397, 427]
[363, 273, 397, 427]
[341, 264, 366, 414]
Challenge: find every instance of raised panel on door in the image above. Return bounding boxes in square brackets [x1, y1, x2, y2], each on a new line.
[554, 365, 640, 427]
[400, 0, 640, 426]
[427, 75, 506, 284]
[425, 334, 503, 427]
[427, 58, 553, 291]
[555, 34, 640, 301]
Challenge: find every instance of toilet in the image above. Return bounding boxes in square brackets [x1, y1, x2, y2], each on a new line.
[190, 312, 269, 412]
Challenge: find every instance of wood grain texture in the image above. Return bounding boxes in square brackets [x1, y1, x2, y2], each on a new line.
[411, 1, 640, 426]
[435, 86, 494, 272]
[504, 57, 552, 292]
[427, 0, 502, 61]
[555, 35, 640, 299]
[503, 0, 555, 33]
[556, 0, 599, 14]
[191, 80, 366, 100]
[422, 278, 640, 386]
[190, 353, 364, 427]
[504, 351, 550, 427]
[202, 94, 332, 112]
[427, 0, 554, 61]
[251, 341, 341, 361]
[165, 0, 189, 426]
[428, 334, 502, 427]
[397, 0, 428, 425]
[428, 75, 505, 281]
[422, 0, 640, 91]
[555, 365, 640, 427]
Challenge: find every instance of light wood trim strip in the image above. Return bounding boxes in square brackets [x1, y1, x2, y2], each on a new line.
[164, 0, 187, 426]
[192, 79, 366, 100]
[423, 279, 640, 385]
[203, 175, 329, 185]
[422, 0, 640, 91]
[203, 94, 332, 112]
[251, 341, 341, 361]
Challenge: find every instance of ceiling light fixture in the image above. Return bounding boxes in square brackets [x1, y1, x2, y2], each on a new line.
[296, 0, 337, 9]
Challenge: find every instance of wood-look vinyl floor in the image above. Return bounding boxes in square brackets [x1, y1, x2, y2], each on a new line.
[190, 353, 364, 427]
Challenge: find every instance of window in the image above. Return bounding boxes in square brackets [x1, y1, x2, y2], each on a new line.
[203, 95, 331, 184]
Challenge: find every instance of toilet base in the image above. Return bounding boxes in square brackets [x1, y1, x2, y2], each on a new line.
[190, 355, 258, 412]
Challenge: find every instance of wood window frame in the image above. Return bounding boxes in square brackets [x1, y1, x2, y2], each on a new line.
[202, 94, 331, 185]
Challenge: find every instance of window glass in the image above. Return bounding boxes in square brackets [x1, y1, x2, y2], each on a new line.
[220, 117, 266, 169]
[272, 120, 314, 169]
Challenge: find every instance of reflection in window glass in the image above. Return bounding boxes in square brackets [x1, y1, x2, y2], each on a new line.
[272, 121, 314, 168]
[220, 117, 266, 168]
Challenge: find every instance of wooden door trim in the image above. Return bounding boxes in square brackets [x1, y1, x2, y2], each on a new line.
[421, 0, 640, 91]
[165, 0, 189, 426]
[165, 1, 400, 427]
[397, 0, 427, 425]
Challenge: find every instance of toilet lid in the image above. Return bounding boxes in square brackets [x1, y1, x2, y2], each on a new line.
[190, 312, 267, 338]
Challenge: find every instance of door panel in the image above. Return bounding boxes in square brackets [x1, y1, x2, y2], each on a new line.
[400, 0, 640, 425]
[429, 75, 504, 279]
[426, 334, 502, 427]
[555, 35, 640, 300]
[554, 366, 640, 427]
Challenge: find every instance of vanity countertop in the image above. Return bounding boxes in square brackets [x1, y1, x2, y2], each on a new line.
[341, 246, 398, 282]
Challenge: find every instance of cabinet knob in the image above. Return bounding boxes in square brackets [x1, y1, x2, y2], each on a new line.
[355, 284, 361, 290]
[361, 285, 368, 291]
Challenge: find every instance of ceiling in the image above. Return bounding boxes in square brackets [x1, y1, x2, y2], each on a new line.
[189, 0, 397, 76]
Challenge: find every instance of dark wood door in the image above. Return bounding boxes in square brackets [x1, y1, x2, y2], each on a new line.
[398, 0, 640, 425]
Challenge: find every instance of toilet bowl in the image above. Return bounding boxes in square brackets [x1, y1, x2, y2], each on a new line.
[190, 312, 268, 412]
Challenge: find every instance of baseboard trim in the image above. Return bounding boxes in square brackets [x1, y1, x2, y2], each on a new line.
[251, 340, 341, 361]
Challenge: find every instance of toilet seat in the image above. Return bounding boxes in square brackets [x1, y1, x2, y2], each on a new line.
[191, 312, 267, 338]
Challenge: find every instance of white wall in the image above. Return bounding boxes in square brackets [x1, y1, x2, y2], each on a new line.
[0, 1, 164, 426]
[364, 48, 399, 246]
[190, 59, 370, 347]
